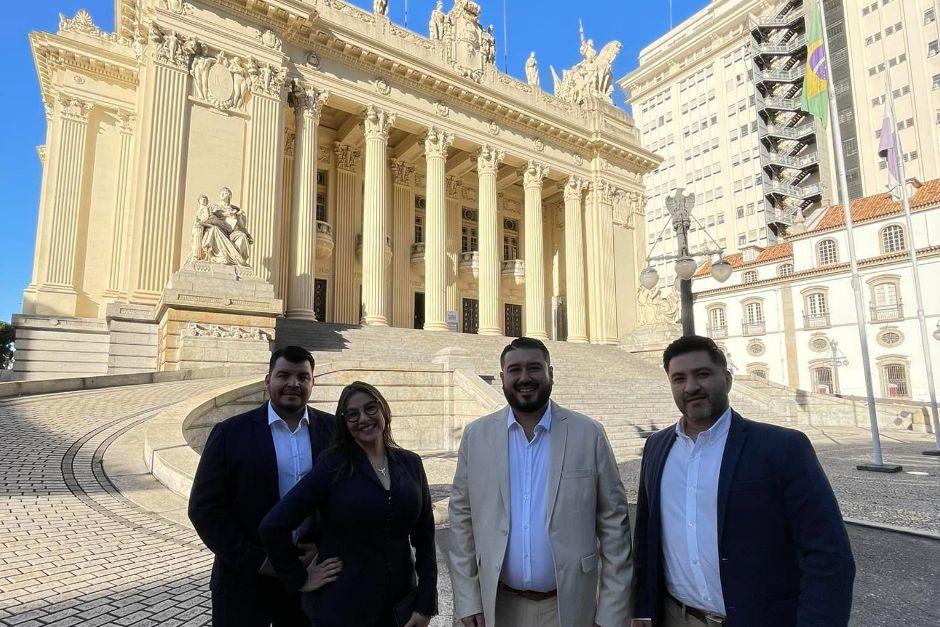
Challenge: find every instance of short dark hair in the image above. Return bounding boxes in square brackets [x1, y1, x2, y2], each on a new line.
[268, 345, 316, 373]
[662, 335, 728, 372]
[500, 336, 551, 367]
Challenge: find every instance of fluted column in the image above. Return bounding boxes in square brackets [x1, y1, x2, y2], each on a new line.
[391, 159, 416, 328]
[333, 142, 362, 324]
[445, 176, 462, 320]
[40, 96, 93, 306]
[361, 105, 396, 326]
[24, 112, 55, 303]
[586, 181, 618, 344]
[243, 67, 288, 285]
[423, 127, 453, 331]
[130, 31, 194, 302]
[477, 145, 504, 336]
[523, 160, 550, 340]
[103, 111, 136, 300]
[286, 85, 329, 319]
[564, 176, 588, 343]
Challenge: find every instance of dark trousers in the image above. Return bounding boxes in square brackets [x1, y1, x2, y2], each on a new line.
[212, 577, 308, 627]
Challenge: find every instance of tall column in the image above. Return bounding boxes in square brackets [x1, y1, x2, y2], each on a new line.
[286, 85, 329, 319]
[523, 160, 550, 340]
[423, 127, 453, 331]
[477, 144, 504, 336]
[242, 66, 288, 285]
[586, 181, 618, 344]
[103, 110, 136, 300]
[361, 105, 396, 326]
[445, 176, 462, 321]
[38, 95, 93, 312]
[24, 111, 55, 303]
[333, 142, 362, 324]
[391, 159, 416, 328]
[130, 29, 194, 302]
[563, 176, 588, 343]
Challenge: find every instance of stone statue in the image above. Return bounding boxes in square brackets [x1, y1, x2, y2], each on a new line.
[373, 0, 388, 16]
[429, 1, 445, 41]
[525, 51, 540, 87]
[189, 187, 253, 266]
[481, 25, 496, 65]
[636, 284, 680, 327]
[551, 21, 622, 105]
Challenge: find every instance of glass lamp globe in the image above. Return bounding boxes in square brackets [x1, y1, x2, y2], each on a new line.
[710, 258, 733, 283]
[674, 256, 698, 281]
[639, 266, 660, 290]
[934, 321, 940, 342]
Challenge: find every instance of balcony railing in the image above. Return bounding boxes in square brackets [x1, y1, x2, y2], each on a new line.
[707, 325, 728, 339]
[315, 220, 334, 259]
[751, 33, 807, 55]
[501, 258, 525, 287]
[759, 120, 815, 141]
[870, 303, 903, 322]
[743, 321, 766, 336]
[410, 242, 425, 266]
[752, 8, 805, 29]
[803, 313, 830, 329]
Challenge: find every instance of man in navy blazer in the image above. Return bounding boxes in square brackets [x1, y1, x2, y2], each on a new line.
[189, 346, 335, 626]
[632, 335, 855, 627]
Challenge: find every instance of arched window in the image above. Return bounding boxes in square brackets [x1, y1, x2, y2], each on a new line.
[742, 270, 758, 283]
[817, 238, 839, 266]
[777, 263, 794, 277]
[747, 364, 769, 380]
[707, 305, 727, 338]
[743, 300, 765, 336]
[880, 224, 906, 254]
[803, 290, 830, 328]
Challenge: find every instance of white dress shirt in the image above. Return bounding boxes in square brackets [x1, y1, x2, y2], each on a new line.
[660, 406, 731, 616]
[500, 405, 557, 592]
[267, 402, 313, 498]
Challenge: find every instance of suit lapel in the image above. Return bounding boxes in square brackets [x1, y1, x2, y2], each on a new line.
[546, 401, 568, 525]
[493, 407, 511, 519]
[716, 411, 748, 541]
[252, 403, 280, 502]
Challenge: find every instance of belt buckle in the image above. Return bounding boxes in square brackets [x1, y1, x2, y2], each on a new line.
[704, 613, 725, 626]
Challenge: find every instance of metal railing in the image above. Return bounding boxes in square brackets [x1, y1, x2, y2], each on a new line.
[804, 313, 831, 329]
[870, 303, 903, 322]
[752, 8, 805, 28]
[751, 34, 807, 55]
[707, 325, 728, 339]
[759, 121, 815, 141]
[743, 321, 766, 336]
[755, 67, 804, 82]
[760, 147, 819, 169]
[763, 180, 821, 198]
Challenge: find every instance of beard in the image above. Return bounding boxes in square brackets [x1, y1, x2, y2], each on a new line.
[503, 381, 553, 414]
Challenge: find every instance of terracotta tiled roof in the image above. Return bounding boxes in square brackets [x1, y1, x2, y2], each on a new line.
[807, 178, 940, 232]
[695, 241, 792, 277]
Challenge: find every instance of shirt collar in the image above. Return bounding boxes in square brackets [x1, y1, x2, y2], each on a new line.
[267, 401, 310, 430]
[507, 402, 553, 432]
[675, 405, 732, 443]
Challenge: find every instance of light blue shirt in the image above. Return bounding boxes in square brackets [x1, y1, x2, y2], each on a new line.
[267, 402, 313, 499]
[500, 404, 557, 592]
[660, 406, 732, 616]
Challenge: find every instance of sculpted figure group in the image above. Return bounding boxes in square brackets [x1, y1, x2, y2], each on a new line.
[189, 187, 254, 266]
[190, 335, 856, 627]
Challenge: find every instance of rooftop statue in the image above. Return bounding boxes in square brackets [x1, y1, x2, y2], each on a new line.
[525, 51, 540, 87]
[551, 21, 622, 106]
[437, 0, 492, 82]
[189, 187, 254, 266]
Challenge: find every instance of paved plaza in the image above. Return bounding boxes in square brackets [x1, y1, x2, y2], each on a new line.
[1, 380, 938, 626]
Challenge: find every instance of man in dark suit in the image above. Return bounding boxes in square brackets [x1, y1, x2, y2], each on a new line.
[189, 345, 335, 626]
[632, 335, 855, 627]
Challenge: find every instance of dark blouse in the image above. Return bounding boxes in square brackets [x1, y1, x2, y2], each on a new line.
[259, 446, 438, 627]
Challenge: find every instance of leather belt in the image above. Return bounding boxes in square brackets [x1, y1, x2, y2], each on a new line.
[498, 582, 557, 602]
[667, 594, 727, 626]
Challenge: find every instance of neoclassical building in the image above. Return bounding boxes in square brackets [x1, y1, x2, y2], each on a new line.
[15, 0, 657, 378]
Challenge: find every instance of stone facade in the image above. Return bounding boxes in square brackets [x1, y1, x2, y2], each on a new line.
[17, 1, 657, 378]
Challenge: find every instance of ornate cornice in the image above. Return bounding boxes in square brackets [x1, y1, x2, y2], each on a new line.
[476, 144, 504, 176]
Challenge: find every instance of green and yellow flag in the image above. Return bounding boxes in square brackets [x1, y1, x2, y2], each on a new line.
[801, 0, 829, 127]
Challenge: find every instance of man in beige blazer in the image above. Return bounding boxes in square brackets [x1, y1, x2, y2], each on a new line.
[449, 337, 633, 627]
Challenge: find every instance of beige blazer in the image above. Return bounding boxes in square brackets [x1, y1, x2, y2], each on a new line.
[448, 401, 633, 627]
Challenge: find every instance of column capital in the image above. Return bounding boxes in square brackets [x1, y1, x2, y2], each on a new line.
[250, 61, 289, 99]
[445, 175, 462, 199]
[391, 159, 416, 186]
[564, 175, 587, 200]
[115, 109, 136, 134]
[476, 144, 505, 175]
[363, 105, 396, 141]
[292, 81, 330, 120]
[147, 22, 197, 70]
[523, 160, 550, 188]
[590, 180, 616, 205]
[57, 95, 93, 122]
[424, 126, 454, 159]
[333, 142, 362, 172]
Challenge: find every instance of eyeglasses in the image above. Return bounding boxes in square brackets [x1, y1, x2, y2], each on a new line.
[343, 402, 381, 423]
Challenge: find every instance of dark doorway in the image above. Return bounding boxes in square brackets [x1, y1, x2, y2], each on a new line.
[504, 303, 522, 337]
[314, 279, 327, 322]
[462, 298, 479, 334]
[414, 292, 425, 329]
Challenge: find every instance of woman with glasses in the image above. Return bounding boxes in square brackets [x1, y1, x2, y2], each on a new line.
[259, 381, 438, 627]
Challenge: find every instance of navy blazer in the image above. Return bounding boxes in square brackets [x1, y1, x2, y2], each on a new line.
[259, 446, 438, 627]
[633, 411, 855, 626]
[188, 403, 334, 596]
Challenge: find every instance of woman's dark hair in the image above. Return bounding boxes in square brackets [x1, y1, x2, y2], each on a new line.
[662, 334, 728, 372]
[329, 381, 400, 477]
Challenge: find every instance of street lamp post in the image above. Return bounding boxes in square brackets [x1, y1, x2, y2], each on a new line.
[639, 188, 732, 336]
[827, 340, 848, 395]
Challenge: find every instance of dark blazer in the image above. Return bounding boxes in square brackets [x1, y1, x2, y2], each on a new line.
[633, 411, 855, 626]
[259, 446, 438, 627]
[188, 403, 334, 610]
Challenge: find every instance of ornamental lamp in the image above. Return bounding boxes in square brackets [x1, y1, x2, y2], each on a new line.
[674, 256, 698, 281]
[710, 258, 733, 283]
[639, 266, 660, 290]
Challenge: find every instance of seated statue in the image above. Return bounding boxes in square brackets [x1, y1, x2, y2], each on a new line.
[190, 187, 253, 266]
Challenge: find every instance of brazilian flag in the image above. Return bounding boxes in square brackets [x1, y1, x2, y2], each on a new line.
[801, 0, 829, 127]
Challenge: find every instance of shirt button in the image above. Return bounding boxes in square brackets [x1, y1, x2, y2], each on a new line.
[692, 559, 698, 564]
[689, 522, 694, 527]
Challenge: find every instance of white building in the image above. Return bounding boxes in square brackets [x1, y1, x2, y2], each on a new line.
[692, 178, 940, 402]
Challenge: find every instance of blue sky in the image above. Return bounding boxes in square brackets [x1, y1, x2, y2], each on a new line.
[0, 0, 706, 323]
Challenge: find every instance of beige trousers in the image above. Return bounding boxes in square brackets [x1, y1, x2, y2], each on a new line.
[494, 587, 560, 627]
[663, 598, 700, 627]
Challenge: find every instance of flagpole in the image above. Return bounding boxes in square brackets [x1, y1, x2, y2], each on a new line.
[817, 2, 900, 472]
[883, 77, 940, 455]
